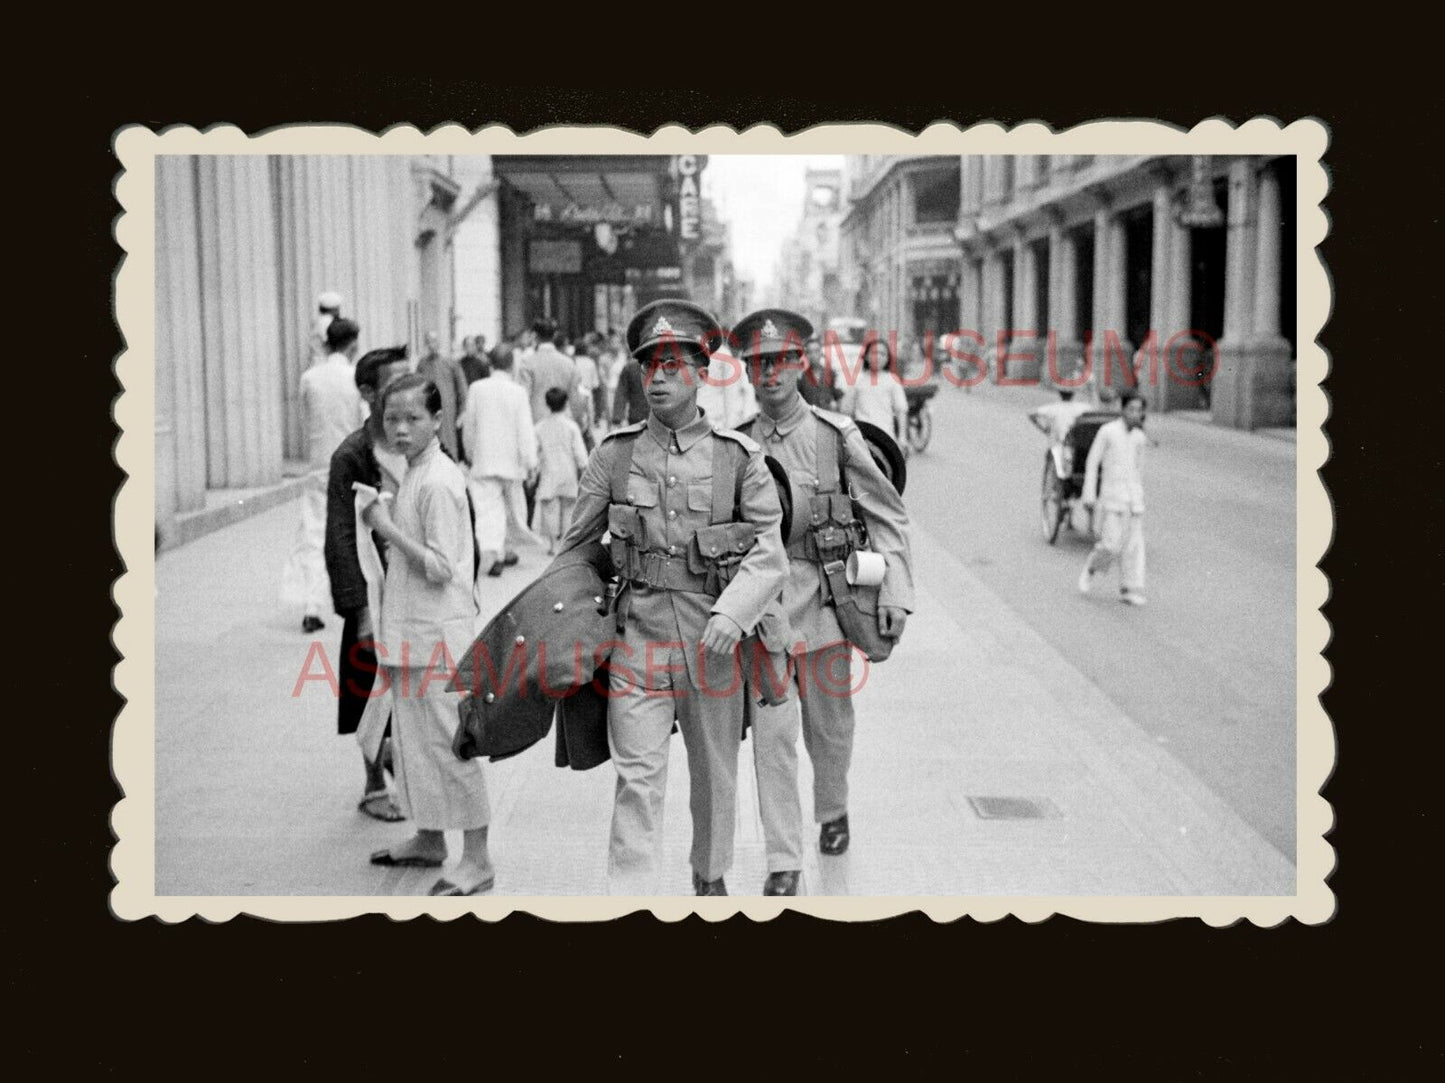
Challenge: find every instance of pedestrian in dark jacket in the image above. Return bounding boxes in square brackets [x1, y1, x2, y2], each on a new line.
[610, 351, 649, 425]
[324, 346, 412, 821]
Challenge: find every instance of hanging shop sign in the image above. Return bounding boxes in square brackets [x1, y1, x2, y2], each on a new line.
[529, 239, 584, 274]
[533, 202, 657, 226]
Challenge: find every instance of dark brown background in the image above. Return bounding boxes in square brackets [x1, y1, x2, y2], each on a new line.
[33, 67, 1432, 1075]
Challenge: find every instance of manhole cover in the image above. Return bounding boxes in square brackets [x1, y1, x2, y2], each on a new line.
[966, 796, 1061, 820]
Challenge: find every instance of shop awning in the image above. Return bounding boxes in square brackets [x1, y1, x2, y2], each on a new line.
[495, 156, 672, 229]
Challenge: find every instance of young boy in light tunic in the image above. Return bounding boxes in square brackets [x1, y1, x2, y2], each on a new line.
[362, 374, 493, 896]
[533, 386, 589, 553]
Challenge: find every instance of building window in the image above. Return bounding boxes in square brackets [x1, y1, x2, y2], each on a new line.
[913, 164, 961, 225]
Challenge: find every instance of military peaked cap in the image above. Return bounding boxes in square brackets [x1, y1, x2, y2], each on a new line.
[729, 308, 814, 360]
[626, 299, 725, 362]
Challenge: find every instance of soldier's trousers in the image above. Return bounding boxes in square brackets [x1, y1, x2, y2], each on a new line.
[606, 642, 744, 894]
[753, 642, 858, 871]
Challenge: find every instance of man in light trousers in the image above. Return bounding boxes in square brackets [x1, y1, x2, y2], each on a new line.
[1079, 389, 1149, 606]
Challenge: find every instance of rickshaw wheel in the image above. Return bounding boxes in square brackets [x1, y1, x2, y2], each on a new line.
[1041, 458, 1064, 544]
[907, 405, 933, 453]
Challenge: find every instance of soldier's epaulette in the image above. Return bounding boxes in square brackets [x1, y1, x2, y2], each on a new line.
[712, 426, 761, 454]
[599, 421, 647, 443]
[809, 406, 856, 435]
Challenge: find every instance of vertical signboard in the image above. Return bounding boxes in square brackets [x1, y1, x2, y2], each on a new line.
[673, 155, 705, 242]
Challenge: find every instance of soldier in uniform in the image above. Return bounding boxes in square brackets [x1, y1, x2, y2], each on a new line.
[553, 299, 787, 896]
[732, 308, 915, 895]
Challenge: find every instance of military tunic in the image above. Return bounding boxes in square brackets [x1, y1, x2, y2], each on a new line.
[748, 393, 914, 871]
[556, 408, 786, 892]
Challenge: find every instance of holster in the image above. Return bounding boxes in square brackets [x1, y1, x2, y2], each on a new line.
[607, 503, 644, 584]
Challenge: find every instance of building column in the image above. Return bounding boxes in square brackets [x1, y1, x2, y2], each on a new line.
[1254, 163, 1288, 344]
[982, 245, 1005, 381]
[1050, 219, 1081, 385]
[195, 156, 284, 489]
[959, 251, 981, 333]
[1090, 204, 1111, 392]
[1013, 229, 1041, 383]
[1109, 213, 1132, 362]
[155, 156, 210, 540]
[1241, 160, 1296, 427]
[1146, 178, 1173, 411]
[1215, 158, 1261, 428]
[1164, 191, 1199, 411]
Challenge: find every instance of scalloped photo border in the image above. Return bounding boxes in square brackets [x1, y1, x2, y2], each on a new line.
[111, 118, 1333, 924]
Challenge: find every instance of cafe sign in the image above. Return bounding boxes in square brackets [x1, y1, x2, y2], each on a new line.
[673, 154, 704, 242]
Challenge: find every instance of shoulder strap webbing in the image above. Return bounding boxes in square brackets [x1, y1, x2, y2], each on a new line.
[607, 432, 642, 502]
[711, 437, 745, 524]
[815, 414, 842, 495]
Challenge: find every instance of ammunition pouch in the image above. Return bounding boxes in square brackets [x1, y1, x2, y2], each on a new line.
[608, 504, 757, 598]
[796, 492, 869, 565]
[690, 521, 758, 595]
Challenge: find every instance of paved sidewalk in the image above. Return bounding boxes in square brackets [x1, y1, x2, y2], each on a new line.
[154, 494, 1294, 897]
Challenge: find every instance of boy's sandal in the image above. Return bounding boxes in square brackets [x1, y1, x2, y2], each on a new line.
[428, 873, 496, 896]
[370, 848, 443, 868]
[358, 790, 405, 823]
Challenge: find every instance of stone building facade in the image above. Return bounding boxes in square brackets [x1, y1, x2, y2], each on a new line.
[154, 154, 470, 540]
[956, 154, 1296, 427]
[777, 167, 846, 332]
[838, 153, 1296, 429]
[839, 155, 962, 344]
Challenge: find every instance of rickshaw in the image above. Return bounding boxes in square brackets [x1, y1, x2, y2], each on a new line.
[1039, 411, 1116, 544]
[904, 383, 937, 453]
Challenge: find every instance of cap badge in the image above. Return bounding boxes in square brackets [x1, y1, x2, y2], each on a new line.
[762, 319, 780, 339]
[651, 316, 675, 336]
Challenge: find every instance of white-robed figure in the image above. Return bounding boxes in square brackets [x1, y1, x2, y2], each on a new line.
[1078, 389, 1150, 606]
[460, 343, 541, 577]
[284, 316, 367, 633]
[309, 290, 344, 362]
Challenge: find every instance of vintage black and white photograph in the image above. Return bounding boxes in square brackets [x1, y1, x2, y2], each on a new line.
[113, 123, 1330, 919]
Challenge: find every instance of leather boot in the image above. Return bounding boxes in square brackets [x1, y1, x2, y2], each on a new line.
[763, 871, 800, 896]
[819, 814, 850, 856]
[692, 871, 727, 896]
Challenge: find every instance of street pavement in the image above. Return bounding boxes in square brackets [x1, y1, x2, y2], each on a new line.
[153, 397, 1297, 898]
[911, 380, 1298, 858]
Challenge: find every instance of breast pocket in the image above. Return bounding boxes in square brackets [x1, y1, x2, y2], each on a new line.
[686, 482, 713, 514]
[625, 476, 659, 509]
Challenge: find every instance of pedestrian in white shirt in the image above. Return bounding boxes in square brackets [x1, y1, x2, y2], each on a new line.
[532, 387, 589, 553]
[696, 348, 756, 430]
[459, 344, 540, 578]
[837, 338, 908, 444]
[309, 290, 344, 362]
[285, 317, 366, 633]
[1030, 388, 1094, 445]
[1078, 391, 1150, 606]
